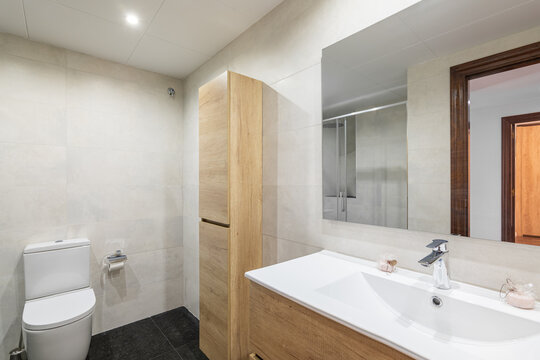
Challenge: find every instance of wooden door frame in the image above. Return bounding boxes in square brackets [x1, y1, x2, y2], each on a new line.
[502, 113, 540, 242]
[450, 41, 540, 236]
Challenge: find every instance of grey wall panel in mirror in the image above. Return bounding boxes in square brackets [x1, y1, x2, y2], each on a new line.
[323, 104, 408, 227]
[321, 0, 540, 245]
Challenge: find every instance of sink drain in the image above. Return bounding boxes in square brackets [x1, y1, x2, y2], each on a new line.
[431, 296, 443, 307]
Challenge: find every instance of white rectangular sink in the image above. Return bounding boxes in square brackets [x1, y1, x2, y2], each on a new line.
[245, 250, 540, 360]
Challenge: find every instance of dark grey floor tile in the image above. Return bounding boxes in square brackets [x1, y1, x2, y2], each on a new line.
[87, 318, 174, 360]
[149, 350, 182, 360]
[175, 340, 209, 360]
[86, 332, 114, 360]
[151, 307, 198, 348]
[179, 307, 199, 328]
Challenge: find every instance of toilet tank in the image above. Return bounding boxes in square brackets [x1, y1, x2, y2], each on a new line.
[24, 238, 91, 300]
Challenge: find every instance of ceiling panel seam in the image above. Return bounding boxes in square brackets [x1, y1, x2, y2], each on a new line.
[126, 0, 166, 64]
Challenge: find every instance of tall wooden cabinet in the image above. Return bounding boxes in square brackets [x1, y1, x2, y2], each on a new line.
[199, 71, 263, 360]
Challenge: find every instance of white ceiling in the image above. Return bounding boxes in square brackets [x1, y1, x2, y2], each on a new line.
[470, 62, 540, 109]
[322, 0, 540, 118]
[0, 0, 283, 78]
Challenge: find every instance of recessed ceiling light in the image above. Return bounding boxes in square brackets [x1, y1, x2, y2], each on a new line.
[126, 14, 139, 26]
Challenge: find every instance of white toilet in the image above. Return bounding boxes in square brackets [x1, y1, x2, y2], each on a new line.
[22, 238, 96, 360]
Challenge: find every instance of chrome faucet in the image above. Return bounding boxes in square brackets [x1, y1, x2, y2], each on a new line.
[418, 239, 450, 290]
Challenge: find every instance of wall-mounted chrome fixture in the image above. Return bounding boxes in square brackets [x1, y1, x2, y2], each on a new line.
[168, 88, 175, 97]
[104, 250, 128, 272]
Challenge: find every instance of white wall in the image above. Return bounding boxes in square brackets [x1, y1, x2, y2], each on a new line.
[182, 0, 540, 320]
[469, 104, 502, 241]
[0, 33, 184, 357]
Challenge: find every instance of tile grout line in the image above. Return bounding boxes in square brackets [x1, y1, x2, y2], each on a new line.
[149, 316, 185, 360]
[20, 0, 29, 38]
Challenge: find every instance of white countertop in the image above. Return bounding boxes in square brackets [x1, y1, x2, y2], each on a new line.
[245, 250, 540, 360]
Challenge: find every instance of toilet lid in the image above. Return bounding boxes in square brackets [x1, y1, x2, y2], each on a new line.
[23, 288, 96, 331]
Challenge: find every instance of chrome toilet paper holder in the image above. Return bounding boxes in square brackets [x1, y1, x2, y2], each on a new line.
[106, 250, 127, 264]
[104, 250, 128, 273]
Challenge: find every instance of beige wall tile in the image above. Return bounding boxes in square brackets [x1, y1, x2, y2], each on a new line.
[262, 185, 278, 237]
[0, 144, 66, 186]
[182, 241, 199, 317]
[92, 276, 183, 334]
[90, 247, 183, 288]
[407, 111, 451, 151]
[0, 34, 183, 351]
[407, 148, 450, 185]
[66, 50, 182, 92]
[0, 186, 66, 229]
[262, 84, 279, 136]
[408, 182, 450, 234]
[67, 185, 181, 224]
[262, 235, 278, 266]
[277, 238, 322, 263]
[0, 53, 66, 106]
[277, 124, 321, 186]
[407, 72, 450, 117]
[273, 64, 322, 131]
[66, 70, 181, 154]
[0, 33, 66, 66]
[67, 147, 180, 187]
[0, 97, 66, 145]
[67, 217, 182, 258]
[181, 184, 198, 219]
[262, 133, 278, 186]
[276, 185, 323, 244]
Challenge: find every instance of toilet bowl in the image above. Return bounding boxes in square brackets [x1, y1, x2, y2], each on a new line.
[22, 288, 96, 360]
[22, 238, 95, 360]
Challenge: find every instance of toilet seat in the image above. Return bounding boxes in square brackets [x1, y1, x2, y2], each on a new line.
[23, 288, 95, 331]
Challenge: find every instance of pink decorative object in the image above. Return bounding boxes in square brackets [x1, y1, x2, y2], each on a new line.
[377, 254, 397, 273]
[500, 278, 536, 310]
[506, 291, 536, 310]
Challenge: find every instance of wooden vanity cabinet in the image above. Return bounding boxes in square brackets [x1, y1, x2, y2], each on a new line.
[199, 71, 263, 360]
[248, 282, 413, 360]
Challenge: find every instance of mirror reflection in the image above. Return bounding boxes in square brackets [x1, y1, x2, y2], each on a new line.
[323, 104, 407, 228]
[468, 64, 540, 245]
[321, 0, 540, 245]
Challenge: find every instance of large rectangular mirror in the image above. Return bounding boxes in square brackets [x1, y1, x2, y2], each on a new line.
[322, 0, 540, 245]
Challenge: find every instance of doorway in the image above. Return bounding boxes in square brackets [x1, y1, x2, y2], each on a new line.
[450, 41, 540, 237]
[502, 112, 540, 243]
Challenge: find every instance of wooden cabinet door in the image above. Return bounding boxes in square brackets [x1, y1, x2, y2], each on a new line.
[516, 124, 540, 238]
[199, 221, 229, 360]
[199, 72, 229, 224]
[249, 282, 412, 360]
[228, 72, 263, 360]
